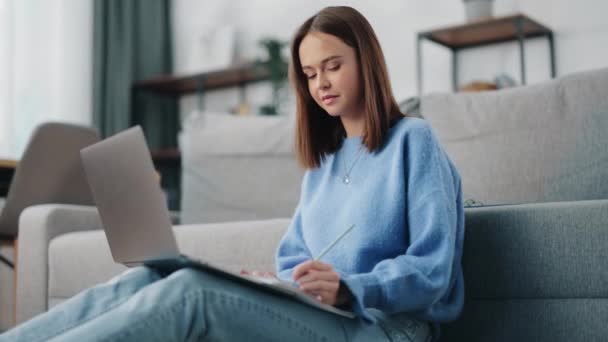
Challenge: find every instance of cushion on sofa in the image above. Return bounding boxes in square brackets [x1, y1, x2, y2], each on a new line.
[421, 68, 608, 206]
[179, 113, 303, 224]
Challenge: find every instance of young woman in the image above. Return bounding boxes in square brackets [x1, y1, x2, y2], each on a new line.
[1, 6, 463, 342]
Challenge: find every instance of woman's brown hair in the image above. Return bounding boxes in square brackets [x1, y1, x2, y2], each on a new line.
[289, 6, 405, 169]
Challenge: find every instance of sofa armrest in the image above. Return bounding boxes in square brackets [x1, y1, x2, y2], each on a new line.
[16, 204, 102, 323]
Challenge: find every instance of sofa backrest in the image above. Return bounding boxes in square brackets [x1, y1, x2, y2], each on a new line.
[439, 201, 608, 341]
[421, 68, 608, 205]
[179, 113, 304, 224]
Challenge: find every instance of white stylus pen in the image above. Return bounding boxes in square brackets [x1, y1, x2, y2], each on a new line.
[314, 224, 356, 260]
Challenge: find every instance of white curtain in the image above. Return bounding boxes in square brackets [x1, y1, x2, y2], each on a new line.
[0, 0, 92, 160]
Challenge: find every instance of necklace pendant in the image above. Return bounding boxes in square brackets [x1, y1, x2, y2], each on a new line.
[343, 176, 350, 184]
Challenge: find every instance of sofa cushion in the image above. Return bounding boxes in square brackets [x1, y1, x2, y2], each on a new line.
[462, 201, 608, 299]
[441, 299, 608, 341]
[179, 113, 303, 224]
[421, 68, 608, 205]
[439, 200, 608, 342]
[47, 218, 290, 308]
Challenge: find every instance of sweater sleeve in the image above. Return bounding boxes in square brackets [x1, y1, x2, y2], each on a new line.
[275, 203, 312, 282]
[341, 122, 463, 322]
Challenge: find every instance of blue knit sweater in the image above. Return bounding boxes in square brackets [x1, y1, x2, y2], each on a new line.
[275, 117, 464, 326]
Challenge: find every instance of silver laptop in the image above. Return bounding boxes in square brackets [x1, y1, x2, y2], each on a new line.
[80, 126, 179, 267]
[80, 126, 355, 318]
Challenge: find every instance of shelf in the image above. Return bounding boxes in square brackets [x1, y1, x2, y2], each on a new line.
[132, 63, 271, 96]
[0, 159, 16, 197]
[419, 13, 552, 50]
[0, 159, 17, 169]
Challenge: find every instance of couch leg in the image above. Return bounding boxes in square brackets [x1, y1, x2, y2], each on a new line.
[13, 238, 17, 326]
[0, 238, 17, 328]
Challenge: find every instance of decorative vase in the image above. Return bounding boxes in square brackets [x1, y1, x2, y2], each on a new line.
[463, 0, 494, 22]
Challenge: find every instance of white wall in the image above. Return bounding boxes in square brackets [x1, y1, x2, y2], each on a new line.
[1, 0, 605, 156]
[172, 0, 608, 120]
[0, 0, 92, 159]
[0, 0, 14, 159]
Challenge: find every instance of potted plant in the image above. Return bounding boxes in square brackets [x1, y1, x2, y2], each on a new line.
[462, 0, 494, 22]
[256, 38, 289, 115]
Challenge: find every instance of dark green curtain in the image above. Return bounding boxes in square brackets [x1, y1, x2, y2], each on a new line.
[92, 0, 177, 149]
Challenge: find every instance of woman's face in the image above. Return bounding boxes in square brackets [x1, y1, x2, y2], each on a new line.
[299, 31, 363, 120]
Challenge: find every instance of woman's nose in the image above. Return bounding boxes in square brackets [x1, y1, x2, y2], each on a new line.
[317, 73, 330, 90]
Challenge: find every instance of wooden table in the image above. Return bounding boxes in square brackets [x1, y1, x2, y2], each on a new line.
[0, 159, 17, 197]
[416, 13, 556, 94]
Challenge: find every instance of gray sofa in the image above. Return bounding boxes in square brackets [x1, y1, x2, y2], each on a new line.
[15, 68, 608, 341]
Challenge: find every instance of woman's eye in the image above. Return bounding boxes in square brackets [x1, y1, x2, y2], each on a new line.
[306, 74, 316, 80]
[328, 64, 340, 71]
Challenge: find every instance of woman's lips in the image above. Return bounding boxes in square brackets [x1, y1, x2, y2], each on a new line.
[322, 95, 339, 105]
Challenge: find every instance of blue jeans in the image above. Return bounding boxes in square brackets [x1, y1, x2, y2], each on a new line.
[1, 267, 431, 341]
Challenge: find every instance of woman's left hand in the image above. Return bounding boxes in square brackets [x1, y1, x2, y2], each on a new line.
[292, 260, 343, 305]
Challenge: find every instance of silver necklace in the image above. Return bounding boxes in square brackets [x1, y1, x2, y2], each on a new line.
[341, 145, 365, 185]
